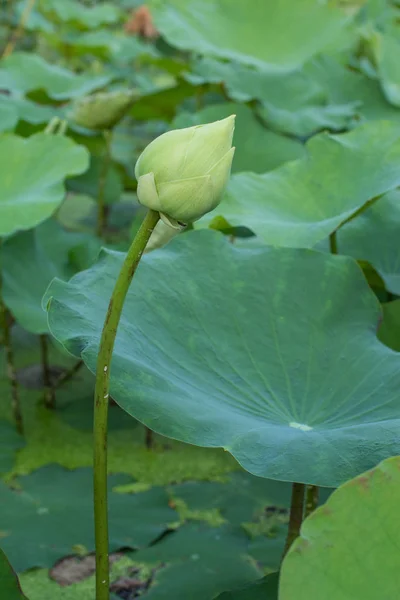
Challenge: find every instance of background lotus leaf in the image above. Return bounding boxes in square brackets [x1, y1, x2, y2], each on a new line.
[199, 121, 400, 248]
[0, 133, 89, 237]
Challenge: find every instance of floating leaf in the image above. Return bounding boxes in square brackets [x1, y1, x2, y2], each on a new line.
[0, 133, 89, 237]
[0, 548, 27, 600]
[216, 573, 279, 599]
[46, 231, 400, 487]
[150, 0, 348, 71]
[2, 220, 100, 334]
[0, 466, 177, 571]
[173, 103, 304, 173]
[200, 121, 400, 248]
[280, 456, 400, 600]
[133, 524, 262, 599]
[0, 53, 111, 100]
[338, 189, 400, 295]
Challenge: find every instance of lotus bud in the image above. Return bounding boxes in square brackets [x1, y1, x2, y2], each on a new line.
[135, 115, 235, 227]
[69, 90, 137, 131]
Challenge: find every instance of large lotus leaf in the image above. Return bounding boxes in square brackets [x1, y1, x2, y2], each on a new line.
[217, 573, 279, 600]
[46, 231, 400, 487]
[0, 466, 177, 571]
[0, 548, 27, 600]
[132, 524, 262, 600]
[378, 300, 400, 352]
[2, 220, 100, 334]
[199, 121, 400, 248]
[279, 456, 400, 600]
[0, 53, 111, 100]
[185, 58, 357, 137]
[150, 0, 348, 71]
[338, 189, 400, 294]
[0, 421, 24, 475]
[40, 0, 122, 30]
[0, 133, 89, 237]
[173, 103, 304, 174]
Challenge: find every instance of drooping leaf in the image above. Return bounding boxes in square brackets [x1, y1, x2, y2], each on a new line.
[338, 189, 400, 295]
[0, 133, 89, 237]
[150, 0, 349, 71]
[46, 231, 400, 487]
[0, 53, 111, 100]
[0, 548, 27, 600]
[280, 456, 400, 600]
[173, 103, 304, 173]
[199, 121, 400, 248]
[2, 220, 100, 334]
[0, 466, 177, 571]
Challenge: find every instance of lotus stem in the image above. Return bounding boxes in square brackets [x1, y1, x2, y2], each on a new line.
[96, 129, 113, 238]
[0, 253, 22, 433]
[282, 482, 305, 559]
[2, 0, 37, 59]
[93, 209, 160, 600]
[40, 334, 56, 409]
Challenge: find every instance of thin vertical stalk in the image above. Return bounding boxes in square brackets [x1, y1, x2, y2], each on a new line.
[304, 484, 319, 518]
[145, 426, 154, 449]
[94, 209, 160, 600]
[40, 334, 55, 409]
[0, 245, 22, 433]
[2, 0, 37, 59]
[282, 482, 305, 559]
[96, 130, 113, 238]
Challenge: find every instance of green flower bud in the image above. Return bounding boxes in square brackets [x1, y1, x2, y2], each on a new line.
[69, 90, 137, 131]
[135, 115, 235, 227]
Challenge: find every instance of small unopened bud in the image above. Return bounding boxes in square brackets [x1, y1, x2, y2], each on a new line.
[69, 90, 137, 131]
[135, 115, 235, 227]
